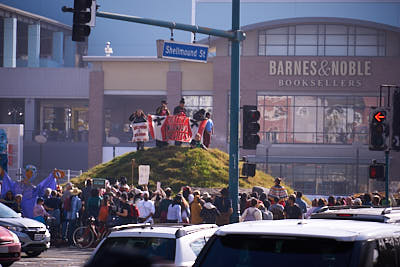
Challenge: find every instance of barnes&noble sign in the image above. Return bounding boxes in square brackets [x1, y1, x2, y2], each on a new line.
[268, 60, 372, 88]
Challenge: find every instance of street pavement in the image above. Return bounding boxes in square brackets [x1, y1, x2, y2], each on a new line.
[12, 247, 94, 267]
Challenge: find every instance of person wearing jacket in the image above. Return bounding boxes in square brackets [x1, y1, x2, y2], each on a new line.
[129, 109, 147, 151]
[200, 197, 220, 224]
[190, 191, 204, 224]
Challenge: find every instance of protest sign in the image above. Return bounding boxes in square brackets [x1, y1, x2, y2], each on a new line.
[138, 165, 150, 185]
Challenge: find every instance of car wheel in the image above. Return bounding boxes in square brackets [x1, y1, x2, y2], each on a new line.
[25, 251, 42, 257]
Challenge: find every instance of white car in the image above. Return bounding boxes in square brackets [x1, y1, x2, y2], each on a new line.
[87, 223, 218, 267]
[194, 219, 400, 267]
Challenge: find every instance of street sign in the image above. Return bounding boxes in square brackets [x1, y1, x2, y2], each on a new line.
[157, 40, 208, 63]
[92, 178, 107, 188]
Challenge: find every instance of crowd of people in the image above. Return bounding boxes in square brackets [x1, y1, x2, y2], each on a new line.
[0, 173, 390, 247]
[129, 98, 214, 150]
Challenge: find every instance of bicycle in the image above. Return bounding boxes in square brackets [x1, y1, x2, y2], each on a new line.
[72, 217, 110, 248]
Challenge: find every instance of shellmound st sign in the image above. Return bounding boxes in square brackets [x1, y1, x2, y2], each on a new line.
[268, 59, 372, 88]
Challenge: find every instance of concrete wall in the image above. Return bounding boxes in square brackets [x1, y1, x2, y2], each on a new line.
[23, 142, 88, 177]
[0, 68, 89, 98]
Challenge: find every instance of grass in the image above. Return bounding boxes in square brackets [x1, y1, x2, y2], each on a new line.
[71, 146, 295, 194]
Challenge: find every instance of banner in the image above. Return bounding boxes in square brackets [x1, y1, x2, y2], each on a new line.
[131, 122, 149, 142]
[190, 118, 208, 140]
[162, 115, 192, 142]
[148, 114, 209, 143]
[148, 115, 167, 141]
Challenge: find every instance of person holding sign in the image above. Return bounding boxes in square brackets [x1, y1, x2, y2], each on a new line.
[129, 109, 148, 151]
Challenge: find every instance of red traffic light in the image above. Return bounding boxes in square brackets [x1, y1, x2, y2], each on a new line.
[374, 112, 385, 122]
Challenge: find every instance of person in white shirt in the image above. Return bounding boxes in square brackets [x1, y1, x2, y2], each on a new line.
[240, 198, 262, 222]
[137, 192, 155, 223]
[167, 195, 182, 223]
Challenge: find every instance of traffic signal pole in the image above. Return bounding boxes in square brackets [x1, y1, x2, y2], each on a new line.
[229, 0, 241, 223]
[385, 150, 390, 206]
[64, 1, 244, 222]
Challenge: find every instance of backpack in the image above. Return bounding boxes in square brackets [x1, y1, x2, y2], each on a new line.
[270, 206, 284, 220]
[64, 196, 72, 211]
[128, 204, 139, 219]
[261, 210, 273, 220]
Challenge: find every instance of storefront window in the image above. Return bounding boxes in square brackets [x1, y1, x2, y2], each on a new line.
[184, 96, 213, 118]
[40, 101, 89, 142]
[259, 24, 386, 56]
[258, 95, 378, 145]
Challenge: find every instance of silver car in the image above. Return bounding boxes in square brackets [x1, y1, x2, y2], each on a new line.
[0, 203, 50, 257]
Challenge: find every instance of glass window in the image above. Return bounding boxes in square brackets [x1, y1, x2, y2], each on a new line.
[184, 95, 213, 118]
[258, 95, 378, 144]
[199, 235, 354, 267]
[93, 237, 176, 263]
[40, 101, 89, 142]
[258, 24, 386, 56]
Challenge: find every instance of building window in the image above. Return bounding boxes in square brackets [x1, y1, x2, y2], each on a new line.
[183, 96, 213, 118]
[262, 163, 368, 195]
[257, 95, 377, 144]
[258, 24, 386, 56]
[40, 101, 89, 142]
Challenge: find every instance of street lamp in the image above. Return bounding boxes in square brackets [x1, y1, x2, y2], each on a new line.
[7, 107, 24, 124]
[107, 136, 120, 159]
[34, 134, 47, 177]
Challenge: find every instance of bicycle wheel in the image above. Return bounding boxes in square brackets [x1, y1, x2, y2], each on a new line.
[73, 226, 95, 248]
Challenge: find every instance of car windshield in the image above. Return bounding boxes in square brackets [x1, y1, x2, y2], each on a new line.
[94, 237, 176, 263]
[197, 235, 354, 267]
[0, 203, 19, 218]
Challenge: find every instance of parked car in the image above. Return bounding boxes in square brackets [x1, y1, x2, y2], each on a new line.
[311, 206, 400, 223]
[0, 203, 50, 257]
[194, 219, 400, 267]
[0, 226, 21, 266]
[86, 223, 219, 267]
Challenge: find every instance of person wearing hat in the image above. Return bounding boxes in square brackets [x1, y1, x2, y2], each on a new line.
[66, 187, 82, 246]
[156, 100, 170, 116]
[173, 98, 187, 116]
[268, 177, 288, 206]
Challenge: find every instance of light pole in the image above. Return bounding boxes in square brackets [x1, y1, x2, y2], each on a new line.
[352, 141, 362, 193]
[34, 135, 47, 177]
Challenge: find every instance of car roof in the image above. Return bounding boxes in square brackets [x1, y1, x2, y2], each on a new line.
[108, 223, 218, 239]
[311, 206, 400, 223]
[214, 219, 400, 242]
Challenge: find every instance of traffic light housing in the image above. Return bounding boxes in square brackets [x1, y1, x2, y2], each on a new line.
[369, 163, 385, 181]
[243, 105, 260, 150]
[242, 163, 256, 177]
[369, 107, 389, 151]
[392, 89, 400, 151]
[72, 0, 96, 42]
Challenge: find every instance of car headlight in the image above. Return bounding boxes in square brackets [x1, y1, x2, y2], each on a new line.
[5, 226, 24, 232]
[9, 231, 20, 244]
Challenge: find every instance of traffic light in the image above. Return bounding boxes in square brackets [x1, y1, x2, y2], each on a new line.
[242, 105, 260, 150]
[392, 89, 400, 151]
[242, 163, 256, 177]
[72, 0, 96, 42]
[369, 163, 385, 181]
[369, 107, 389, 151]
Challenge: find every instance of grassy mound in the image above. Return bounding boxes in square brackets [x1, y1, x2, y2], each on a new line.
[71, 146, 294, 194]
